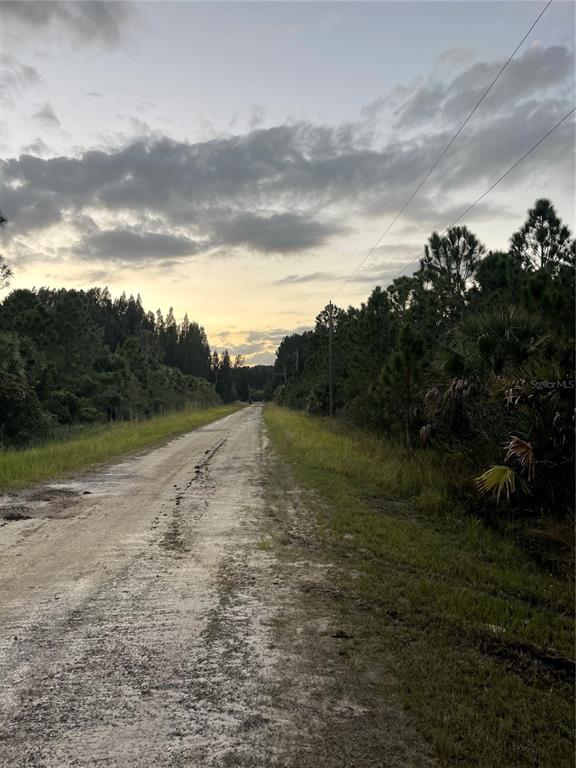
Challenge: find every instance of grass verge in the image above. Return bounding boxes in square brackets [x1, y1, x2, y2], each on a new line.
[0, 404, 242, 491]
[264, 404, 574, 768]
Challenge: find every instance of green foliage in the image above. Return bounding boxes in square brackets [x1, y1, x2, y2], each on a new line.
[419, 225, 485, 319]
[510, 198, 574, 273]
[274, 199, 575, 519]
[0, 332, 52, 444]
[0, 286, 226, 445]
[0, 272, 273, 444]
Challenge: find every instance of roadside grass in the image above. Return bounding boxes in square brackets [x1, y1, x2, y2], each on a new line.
[264, 404, 575, 768]
[0, 404, 242, 491]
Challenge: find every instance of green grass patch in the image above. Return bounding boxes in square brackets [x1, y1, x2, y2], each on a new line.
[264, 405, 574, 768]
[0, 404, 242, 490]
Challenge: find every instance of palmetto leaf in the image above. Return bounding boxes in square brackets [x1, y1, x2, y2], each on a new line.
[504, 435, 535, 480]
[475, 465, 528, 502]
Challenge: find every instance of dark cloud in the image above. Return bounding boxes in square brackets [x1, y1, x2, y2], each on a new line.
[0, 54, 41, 102]
[436, 98, 575, 191]
[0, 188, 63, 233]
[0, 44, 573, 265]
[0, 1, 135, 47]
[77, 229, 208, 262]
[396, 45, 574, 127]
[216, 212, 344, 253]
[396, 83, 444, 128]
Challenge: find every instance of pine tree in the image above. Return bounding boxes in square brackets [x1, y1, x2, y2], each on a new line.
[419, 226, 485, 319]
[510, 199, 574, 273]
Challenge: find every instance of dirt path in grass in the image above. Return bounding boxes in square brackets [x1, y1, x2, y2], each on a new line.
[0, 405, 435, 767]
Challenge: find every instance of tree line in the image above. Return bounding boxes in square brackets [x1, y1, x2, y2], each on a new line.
[274, 199, 575, 518]
[0, 223, 274, 446]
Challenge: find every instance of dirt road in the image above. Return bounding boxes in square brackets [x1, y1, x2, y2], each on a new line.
[0, 406, 279, 765]
[0, 405, 434, 767]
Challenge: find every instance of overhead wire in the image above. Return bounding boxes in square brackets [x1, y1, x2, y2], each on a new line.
[331, 0, 554, 301]
[384, 106, 576, 284]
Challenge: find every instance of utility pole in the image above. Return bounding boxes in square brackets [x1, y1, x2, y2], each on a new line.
[328, 301, 334, 417]
[295, 346, 299, 374]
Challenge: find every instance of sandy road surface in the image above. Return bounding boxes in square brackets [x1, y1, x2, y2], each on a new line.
[0, 406, 297, 766]
[0, 405, 436, 768]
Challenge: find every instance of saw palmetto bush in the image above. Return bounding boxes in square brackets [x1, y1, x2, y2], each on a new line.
[476, 368, 574, 517]
[439, 306, 548, 379]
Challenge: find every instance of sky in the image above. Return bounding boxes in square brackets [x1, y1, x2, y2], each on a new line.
[0, 1, 574, 364]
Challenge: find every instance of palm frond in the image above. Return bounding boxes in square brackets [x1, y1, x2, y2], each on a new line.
[475, 465, 528, 502]
[504, 435, 535, 480]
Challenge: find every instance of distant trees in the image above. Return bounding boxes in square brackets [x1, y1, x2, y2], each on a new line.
[0, 287, 221, 442]
[0, 278, 273, 445]
[274, 199, 575, 518]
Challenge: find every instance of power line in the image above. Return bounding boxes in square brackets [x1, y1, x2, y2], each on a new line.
[332, 0, 553, 300]
[385, 105, 575, 284]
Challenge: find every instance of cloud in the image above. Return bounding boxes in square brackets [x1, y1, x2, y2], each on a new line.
[272, 259, 422, 294]
[77, 229, 208, 262]
[226, 341, 267, 357]
[0, 1, 135, 47]
[274, 271, 338, 285]
[395, 83, 444, 128]
[352, 259, 421, 285]
[243, 326, 312, 346]
[436, 98, 575, 191]
[32, 102, 60, 127]
[396, 45, 574, 128]
[240, 350, 276, 365]
[215, 212, 344, 253]
[0, 54, 41, 102]
[21, 138, 52, 156]
[0, 44, 573, 267]
[212, 325, 312, 365]
[433, 46, 475, 73]
[86, 91, 103, 99]
[248, 104, 265, 130]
